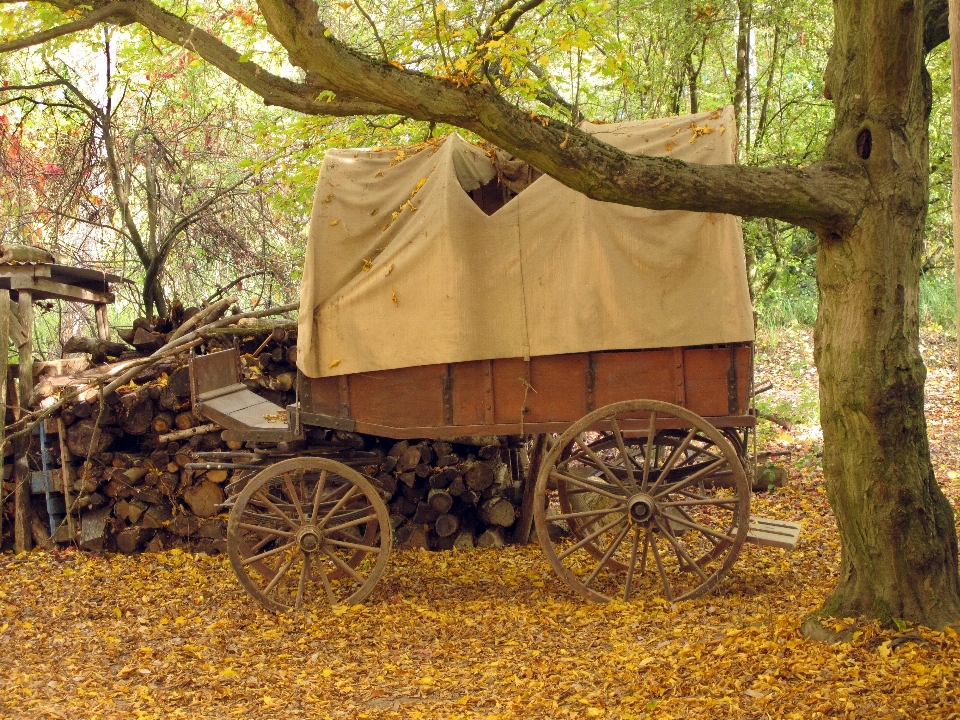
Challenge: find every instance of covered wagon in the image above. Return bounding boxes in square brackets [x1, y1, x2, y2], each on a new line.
[189, 106, 799, 611]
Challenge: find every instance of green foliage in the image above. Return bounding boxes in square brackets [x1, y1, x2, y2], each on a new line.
[2, 0, 958, 353]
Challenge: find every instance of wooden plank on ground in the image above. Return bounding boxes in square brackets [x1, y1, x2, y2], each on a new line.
[746, 516, 801, 550]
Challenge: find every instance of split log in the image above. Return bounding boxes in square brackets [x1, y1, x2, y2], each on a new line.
[168, 513, 200, 537]
[477, 528, 506, 549]
[62, 336, 129, 359]
[66, 419, 115, 457]
[452, 530, 475, 550]
[464, 461, 495, 492]
[434, 513, 459, 538]
[141, 504, 173, 529]
[116, 527, 153, 554]
[396, 524, 429, 549]
[153, 410, 175, 433]
[480, 497, 516, 527]
[132, 327, 165, 354]
[427, 488, 453, 514]
[182, 480, 223, 517]
[167, 366, 192, 398]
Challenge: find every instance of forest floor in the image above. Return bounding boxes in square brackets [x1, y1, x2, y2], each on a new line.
[2, 327, 960, 719]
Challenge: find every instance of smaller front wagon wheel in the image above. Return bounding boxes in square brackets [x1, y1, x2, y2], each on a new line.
[227, 457, 392, 611]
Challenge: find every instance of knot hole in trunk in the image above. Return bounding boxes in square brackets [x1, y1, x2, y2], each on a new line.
[856, 128, 872, 160]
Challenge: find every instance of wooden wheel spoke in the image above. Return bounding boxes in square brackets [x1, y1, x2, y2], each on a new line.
[609, 417, 637, 488]
[623, 527, 642, 601]
[658, 497, 739, 509]
[241, 540, 297, 567]
[654, 517, 709, 582]
[648, 427, 698, 494]
[295, 554, 311, 609]
[639, 528, 651, 574]
[552, 507, 625, 522]
[659, 510, 735, 544]
[310, 470, 328, 522]
[574, 437, 631, 494]
[313, 557, 338, 606]
[550, 470, 626, 501]
[254, 491, 301, 531]
[584, 523, 632, 588]
[237, 522, 295, 538]
[641, 412, 657, 490]
[648, 530, 674, 602]
[324, 537, 382, 554]
[324, 512, 379, 535]
[558, 514, 627, 562]
[283, 473, 306, 524]
[322, 547, 367, 584]
[653, 458, 728, 499]
[262, 551, 296, 595]
[316, 485, 360, 530]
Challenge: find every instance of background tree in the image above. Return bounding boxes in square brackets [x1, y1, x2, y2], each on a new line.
[1, 0, 958, 632]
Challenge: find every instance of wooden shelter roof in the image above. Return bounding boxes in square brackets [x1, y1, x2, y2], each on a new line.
[0, 262, 129, 304]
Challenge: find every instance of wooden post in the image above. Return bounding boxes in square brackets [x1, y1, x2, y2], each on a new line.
[57, 417, 76, 540]
[13, 290, 33, 553]
[0, 289, 8, 545]
[94, 303, 110, 342]
[951, 0, 960, 382]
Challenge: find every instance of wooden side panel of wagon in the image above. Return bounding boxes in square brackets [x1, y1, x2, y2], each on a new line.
[298, 343, 754, 439]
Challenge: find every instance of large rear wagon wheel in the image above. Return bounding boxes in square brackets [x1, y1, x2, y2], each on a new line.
[534, 400, 750, 603]
[227, 457, 391, 611]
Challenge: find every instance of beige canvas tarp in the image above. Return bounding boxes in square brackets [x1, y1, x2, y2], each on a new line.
[298, 106, 754, 379]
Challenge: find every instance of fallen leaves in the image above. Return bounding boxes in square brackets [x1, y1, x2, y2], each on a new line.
[1, 329, 960, 718]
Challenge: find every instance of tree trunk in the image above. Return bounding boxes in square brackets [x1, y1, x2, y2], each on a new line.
[807, 0, 960, 631]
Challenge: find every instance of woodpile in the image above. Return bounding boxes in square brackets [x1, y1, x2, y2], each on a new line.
[0, 306, 300, 554]
[357, 436, 527, 551]
[2, 310, 531, 555]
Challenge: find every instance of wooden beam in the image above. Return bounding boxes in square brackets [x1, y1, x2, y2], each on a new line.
[0, 265, 52, 280]
[951, 0, 960, 381]
[0, 289, 8, 547]
[13, 290, 34, 553]
[9, 276, 114, 305]
[57, 418, 76, 540]
[94, 304, 110, 341]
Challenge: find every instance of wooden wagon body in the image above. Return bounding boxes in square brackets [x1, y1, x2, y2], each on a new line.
[297, 344, 754, 439]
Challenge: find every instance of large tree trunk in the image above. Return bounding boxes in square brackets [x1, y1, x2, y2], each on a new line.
[808, 0, 960, 631]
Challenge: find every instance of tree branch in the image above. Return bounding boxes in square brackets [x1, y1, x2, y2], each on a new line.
[925, 0, 948, 53]
[5, 0, 867, 235]
[0, 4, 131, 53]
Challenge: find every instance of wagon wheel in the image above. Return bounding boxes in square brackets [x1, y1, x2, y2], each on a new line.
[534, 400, 750, 603]
[227, 457, 392, 611]
[554, 426, 744, 569]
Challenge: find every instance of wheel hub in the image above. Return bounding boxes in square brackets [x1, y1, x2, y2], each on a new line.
[627, 494, 657, 524]
[297, 526, 323, 553]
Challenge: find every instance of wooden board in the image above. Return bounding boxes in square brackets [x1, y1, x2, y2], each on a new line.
[300, 343, 754, 438]
[746, 516, 801, 550]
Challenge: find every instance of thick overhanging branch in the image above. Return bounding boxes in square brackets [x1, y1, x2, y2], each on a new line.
[2, 0, 395, 115]
[5, 0, 866, 234]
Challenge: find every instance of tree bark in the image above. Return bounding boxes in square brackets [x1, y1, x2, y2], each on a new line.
[806, 0, 960, 630]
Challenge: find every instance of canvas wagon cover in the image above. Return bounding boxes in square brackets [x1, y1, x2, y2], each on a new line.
[298, 106, 753, 379]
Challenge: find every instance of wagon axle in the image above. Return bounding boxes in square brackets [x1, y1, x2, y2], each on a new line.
[626, 494, 657, 524]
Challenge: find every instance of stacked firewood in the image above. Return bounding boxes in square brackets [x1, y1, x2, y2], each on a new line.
[358, 436, 526, 551]
[1, 312, 299, 554]
[2, 316, 529, 554]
